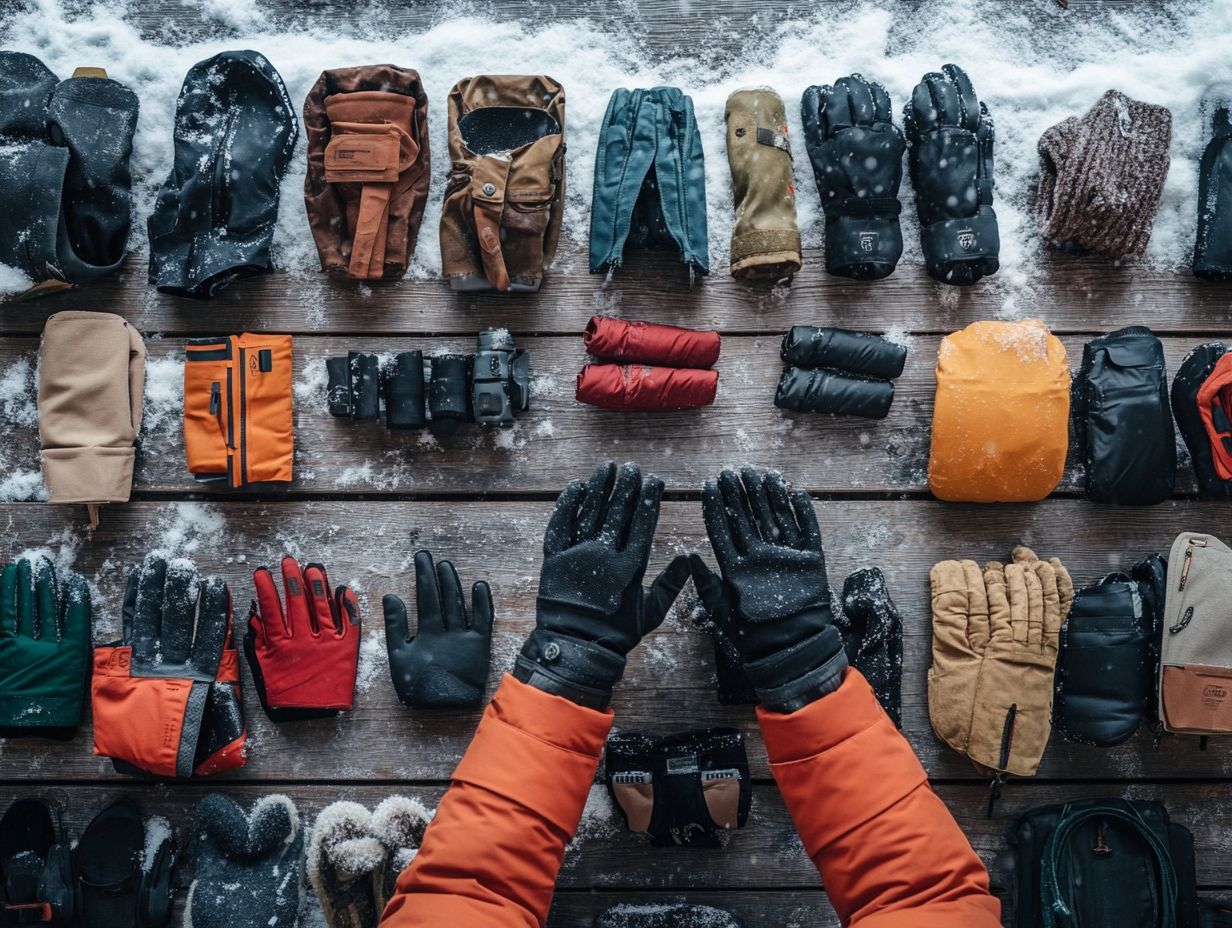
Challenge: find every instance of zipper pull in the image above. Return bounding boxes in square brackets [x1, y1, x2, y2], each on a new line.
[209, 382, 221, 416]
[1178, 537, 1207, 591]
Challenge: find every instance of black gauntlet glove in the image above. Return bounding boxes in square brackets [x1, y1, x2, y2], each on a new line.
[384, 550, 493, 708]
[695, 468, 845, 713]
[904, 64, 1000, 286]
[326, 352, 380, 420]
[801, 74, 905, 280]
[514, 461, 690, 710]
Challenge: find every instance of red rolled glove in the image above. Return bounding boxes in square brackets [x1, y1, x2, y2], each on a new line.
[244, 556, 361, 721]
[576, 363, 718, 411]
[585, 316, 721, 369]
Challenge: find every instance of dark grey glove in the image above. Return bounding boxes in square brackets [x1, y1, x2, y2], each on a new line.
[904, 64, 999, 286]
[696, 467, 846, 713]
[513, 461, 690, 709]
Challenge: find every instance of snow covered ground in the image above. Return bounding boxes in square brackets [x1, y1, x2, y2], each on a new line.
[1, 0, 1229, 309]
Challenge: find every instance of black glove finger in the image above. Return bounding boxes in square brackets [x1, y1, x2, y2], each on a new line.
[436, 560, 467, 632]
[161, 559, 197, 665]
[927, 71, 962, 129]
[544, 478, 585, 556]
[870, 79, 893, 124]
[623, 471, 664, 563]
[601, 462, 642, 547]
[800, 84, 828, 142]
[642, 554, 691, 635]
[132, 556, 167, 664]
[765, 471, 802, 548]
[414, 550, 444, 634]
[701, 479, 739, 566]
[942, 63, 980, 132]
[470, 581, 494, 639]
[33, 557, 57, 640]
[576, 461, 616, 542]
[15, 558, 34, 639]
[121, 568, 138, 645]
[334, 585, 360, 635]
[910, 74, 942, 135]
[822, 79, 853, 134]
[718, 469, 757, 554]
[842, 74, 876, 126]
[739, 466, 778, 545]
[687, 553, 739, 649]
[790, 488, 824, 553]
[189, 577, 230, 676]
[383, 593, 412, 648]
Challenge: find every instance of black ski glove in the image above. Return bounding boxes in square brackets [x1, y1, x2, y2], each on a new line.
[1195, 93, 1232, 279]
[904, 64, 999, 286]
[837, 567, 903, 727]
[689, 557, 758, 705]
[801, 74, 905, 280]
[184, 794, 302, 928]
[384, 550, 493, 709]
[326, 352, 380, 420]
[0, 798, 73, 926]
[696, 468, 845, 713]
[514, 461, 690, 710]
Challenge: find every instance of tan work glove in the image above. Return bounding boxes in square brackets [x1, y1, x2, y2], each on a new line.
[966, 547, 1072, 777]
[927, 559, 989, 756]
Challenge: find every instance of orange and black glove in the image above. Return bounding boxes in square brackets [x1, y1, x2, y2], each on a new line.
[244, 556, 360, 722]
[92, 556, 246, 778]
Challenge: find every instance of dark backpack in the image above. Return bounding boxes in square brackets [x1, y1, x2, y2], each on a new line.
[1072, 326, 1175, 505]
[1006, 799, 1198, 928]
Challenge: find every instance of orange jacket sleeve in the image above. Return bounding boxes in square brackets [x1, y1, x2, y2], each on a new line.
[380, 675, 613, 928]
[758, 669, 1002, 928]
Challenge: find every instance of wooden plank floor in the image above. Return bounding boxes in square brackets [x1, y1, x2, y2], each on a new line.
[4, 2, 1232, 926]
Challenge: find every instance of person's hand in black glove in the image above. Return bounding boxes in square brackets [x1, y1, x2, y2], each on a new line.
[904, 63, 999, 286]
[801, 74, 905, 280]
[514, 461, 690, 710]
[689, 558, 757, 705]
[383, 550, 493, 709]
[694, 467, 846, 713]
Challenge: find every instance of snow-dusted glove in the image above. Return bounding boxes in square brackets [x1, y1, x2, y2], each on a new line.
[184, 794, 302, 928]
[837, 567, 903, 727]
[801, 74, 905, 280]
[1195, 88, 1232, 279]
[307, 797, 431, 928]
[689, 557, 757, 705]
[904, 64, 999, 286]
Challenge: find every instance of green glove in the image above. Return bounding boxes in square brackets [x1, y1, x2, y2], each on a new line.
[0, 556, 91, 735]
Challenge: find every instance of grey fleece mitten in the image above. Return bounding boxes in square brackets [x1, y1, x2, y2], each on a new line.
[307, 797, 432, 928]
[38, 311, 145, 507]
[1036, 89, 1172, 258]
[184, 794, 303, 928]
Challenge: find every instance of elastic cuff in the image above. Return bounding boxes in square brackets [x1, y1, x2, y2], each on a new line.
[921, 207, 1000, 285]
[41, 445, 135, 504]
[743, 626, 844, 689]
[730, 230, 802, 280]
[513, 630, 626, 710]
[824, 214, 903, 280]
[757, 649, 848, 714]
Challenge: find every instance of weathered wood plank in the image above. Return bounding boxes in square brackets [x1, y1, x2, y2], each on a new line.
[6, 782, 1232, 891]
[0, 334, 1212, 496]
[0, 499, 1228, 782]
[5, 249, 1231, 338]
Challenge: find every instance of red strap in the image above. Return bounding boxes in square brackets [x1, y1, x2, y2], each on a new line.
[5, 902, 54, 922]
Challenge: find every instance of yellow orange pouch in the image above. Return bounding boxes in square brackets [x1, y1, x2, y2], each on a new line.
[929, 319, 1070, 503]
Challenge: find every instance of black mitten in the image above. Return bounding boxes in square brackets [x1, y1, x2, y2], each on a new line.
[774, 366, 895, 419]
[384, 550, 493, 708]
[837, 568, 903, 727]
[1195, 91, 1232, 280]
[383, 351, 426, 430]
[904, 64, 999, 286]
[74, 799, 175, 928]
[801, 74, 905, 280]
[326, 352, 380, 420]
[780, 326, 907, 380]
[184, 794, 302, 928]
[0, 798, 74, 926]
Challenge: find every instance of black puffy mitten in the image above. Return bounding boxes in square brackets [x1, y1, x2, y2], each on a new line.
[801, 74, 905, 280]
[836, 568, 903, 727]
[184, 794, 302, 928]
[904, 64, 999, 286]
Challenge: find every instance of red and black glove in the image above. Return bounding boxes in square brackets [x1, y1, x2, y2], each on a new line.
[244, 556, 360, 722]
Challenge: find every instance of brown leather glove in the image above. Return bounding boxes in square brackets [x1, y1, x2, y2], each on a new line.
[303, 66, 430, 281]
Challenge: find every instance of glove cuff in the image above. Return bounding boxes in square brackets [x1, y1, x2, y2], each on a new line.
[745, 626, 847, 714]
[920, 206, 1000, 285]
[824, 213, 903, 280]
[513, 629, 625, 711]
